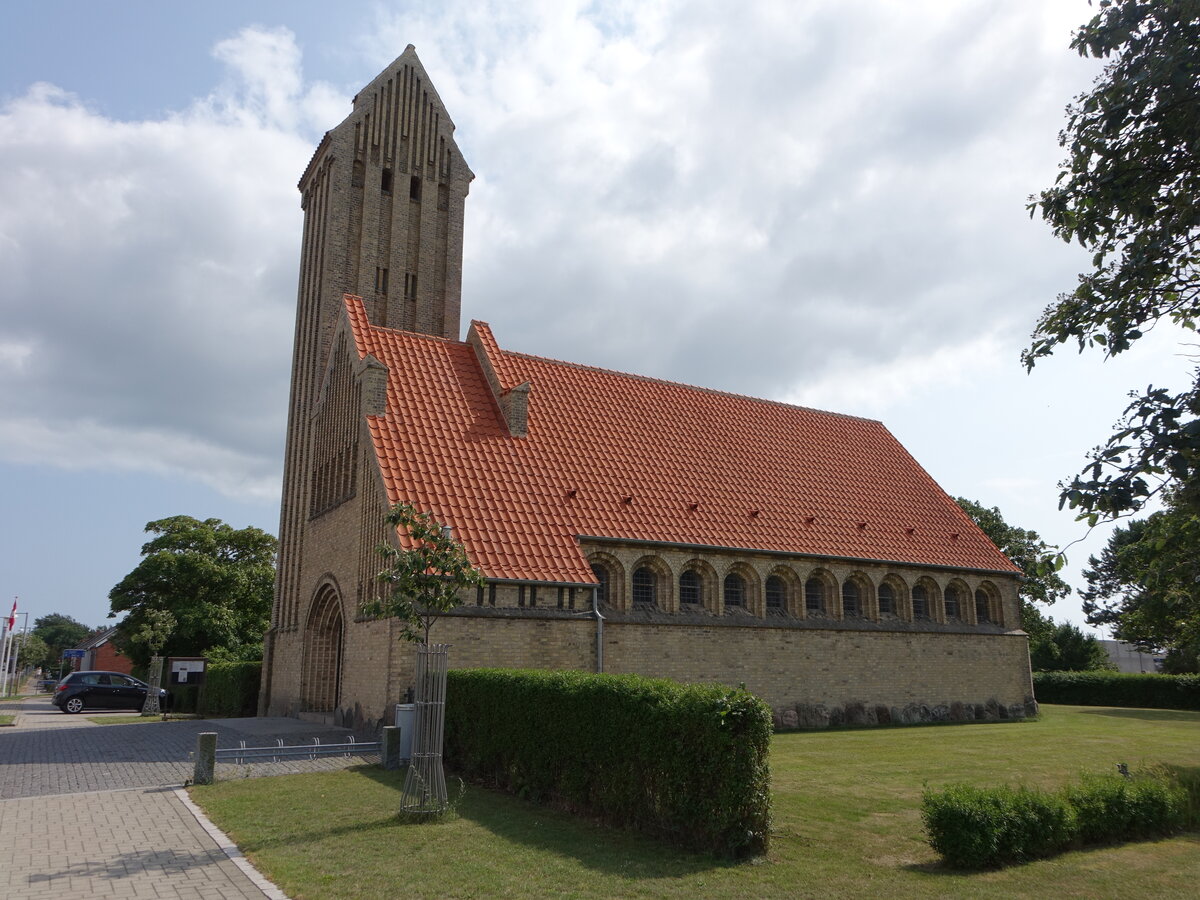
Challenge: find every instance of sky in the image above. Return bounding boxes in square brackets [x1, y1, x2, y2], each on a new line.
[1, 1, 1190, 638]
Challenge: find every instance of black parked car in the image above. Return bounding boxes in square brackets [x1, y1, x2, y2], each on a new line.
[52, 671, 172, 714]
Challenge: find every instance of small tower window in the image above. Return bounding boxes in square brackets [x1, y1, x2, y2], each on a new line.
[375, 267, 389, 295]
[404, 272, 418, 300]
[381, 168, 394, 194]
[410, 175, 422, 201]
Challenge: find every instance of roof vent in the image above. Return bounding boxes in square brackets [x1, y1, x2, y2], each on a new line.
[804, 516, 816, 526]
[905, 527, 916, 536]
[565, 489, 577, 498]
[688, 502, 699, 511]
[857, 521, 867, 530]
[750, 509, 760, 518]
[622, 495, 633, 504]
[950, 531, 960, 540]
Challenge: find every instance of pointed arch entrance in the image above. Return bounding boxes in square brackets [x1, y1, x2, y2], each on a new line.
[302, 582, 344, 713]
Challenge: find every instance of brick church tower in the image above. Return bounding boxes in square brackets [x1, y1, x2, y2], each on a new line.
[268, 47, 472, 698]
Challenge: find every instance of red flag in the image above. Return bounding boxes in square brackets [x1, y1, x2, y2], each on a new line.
[6, 599, 15, 631]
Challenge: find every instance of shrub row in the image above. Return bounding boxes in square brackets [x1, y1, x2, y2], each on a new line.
[160, 661, 261, 717]
[199, 661, 262, 717]
[1033, 671, 1200, 710]
[923, 768, 1197, 868]
[443, 669, 773, 857]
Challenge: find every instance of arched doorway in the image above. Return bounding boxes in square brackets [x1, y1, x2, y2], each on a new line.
[302, 583, 344, 713]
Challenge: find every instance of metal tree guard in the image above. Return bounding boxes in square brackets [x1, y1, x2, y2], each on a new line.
[401, 643, 450, 814]
[142, 655, 163, 716]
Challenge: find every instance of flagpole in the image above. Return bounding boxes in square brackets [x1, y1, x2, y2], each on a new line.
[1, 597, 17, 697]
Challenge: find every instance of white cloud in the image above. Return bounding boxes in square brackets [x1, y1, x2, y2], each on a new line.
[0, 27, 345, 496]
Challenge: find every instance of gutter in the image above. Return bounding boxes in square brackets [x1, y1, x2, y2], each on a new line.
[591, 586, 604, 674]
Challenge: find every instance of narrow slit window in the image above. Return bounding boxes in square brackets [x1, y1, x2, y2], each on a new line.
[381, 168, 393, 194]
[409, 174, 421, 201]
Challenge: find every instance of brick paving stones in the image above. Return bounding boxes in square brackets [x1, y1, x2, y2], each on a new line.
[0, 693, 378, 899]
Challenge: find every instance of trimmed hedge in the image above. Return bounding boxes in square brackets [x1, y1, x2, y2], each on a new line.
[924, 768, 1196, 868]
[443, 669, 772, 857]
[162, 661, 261, 717]
[200, 661, 262, 717]
[922, 784, 1076, 868]
[1033, 671, 1200, 710]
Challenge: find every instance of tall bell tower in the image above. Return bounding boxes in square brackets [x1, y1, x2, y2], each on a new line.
[271, 46, 473, 644]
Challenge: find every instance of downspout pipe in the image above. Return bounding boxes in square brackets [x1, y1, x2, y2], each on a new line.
[592, 586, 604, 674]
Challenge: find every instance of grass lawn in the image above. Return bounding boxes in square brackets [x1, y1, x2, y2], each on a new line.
[0, 713, 13, 726]
[191, 704, 1200, 899]
[86, 714, 165, 725]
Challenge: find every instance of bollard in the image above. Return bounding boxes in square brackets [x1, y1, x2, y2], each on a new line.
[381, 725, 401, 770]
[194, 732, 218, 785]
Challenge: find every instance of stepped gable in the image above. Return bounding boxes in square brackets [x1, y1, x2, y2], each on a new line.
[346, 296, 1019, 584]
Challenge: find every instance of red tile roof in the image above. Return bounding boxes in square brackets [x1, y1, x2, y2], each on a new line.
[347, 296, 1019, 584]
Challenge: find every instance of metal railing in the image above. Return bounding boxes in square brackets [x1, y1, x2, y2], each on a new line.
[214, 736, 380, 765]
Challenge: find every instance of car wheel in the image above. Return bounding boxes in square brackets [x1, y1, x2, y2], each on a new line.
[64, 697, 85, 714]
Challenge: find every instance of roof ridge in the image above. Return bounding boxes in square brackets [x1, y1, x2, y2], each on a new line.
[500, 347, 883, 425]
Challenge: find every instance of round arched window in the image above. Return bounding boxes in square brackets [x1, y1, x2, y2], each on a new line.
[805, 577, 824, 613]
[723, 573, 745, 607]
[765, 575, 786, 610]
[632, 567, 656, 606]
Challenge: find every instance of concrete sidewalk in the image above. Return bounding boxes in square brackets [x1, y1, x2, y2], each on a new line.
[1, 693, 375, 899]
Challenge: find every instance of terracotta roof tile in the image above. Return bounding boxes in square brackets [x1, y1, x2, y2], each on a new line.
[349, 297, 1018, 584]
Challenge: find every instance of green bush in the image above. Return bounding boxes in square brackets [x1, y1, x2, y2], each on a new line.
[1033, 671, 1200, 710]
[922, 783, 1076, 868]
[924, 767, 1199, 868]
[444, 669, 772, 857]
[1067, 770, 1188, 844]
[199, 661, 262, 717]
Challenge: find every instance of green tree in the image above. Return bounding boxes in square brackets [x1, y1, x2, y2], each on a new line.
[1026, 1, 1200, 524]
[367, 503, 484, 644]
[1081, 496, 1200, 672]
[108, 516, 276, 669]
[31, 613, 92, 669]
[16, 632, 51, 672]
[1029, 621, 1115, 672]
[955, 498, 1072, 633]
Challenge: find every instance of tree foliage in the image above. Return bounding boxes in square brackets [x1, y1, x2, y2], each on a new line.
[108, 516, 276, 669]
[16, 632, 50, 671]
[1029, 621, 1115, 672]
[955, 498, 1072, 613]
[367, 503, 484, 644]
[1026, 0, 1200, 523]
[1082, 496, 1200, 671]
[31, 613, 93, 668]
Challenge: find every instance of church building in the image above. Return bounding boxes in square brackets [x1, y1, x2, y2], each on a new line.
[259, 47, 1036, 731]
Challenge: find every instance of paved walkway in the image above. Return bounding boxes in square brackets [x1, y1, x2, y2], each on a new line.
[0, 692, 376, 899]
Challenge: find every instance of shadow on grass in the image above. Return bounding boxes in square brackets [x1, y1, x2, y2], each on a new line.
[1077, 708, 1200, 723]
[356, 766, 737, 879]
